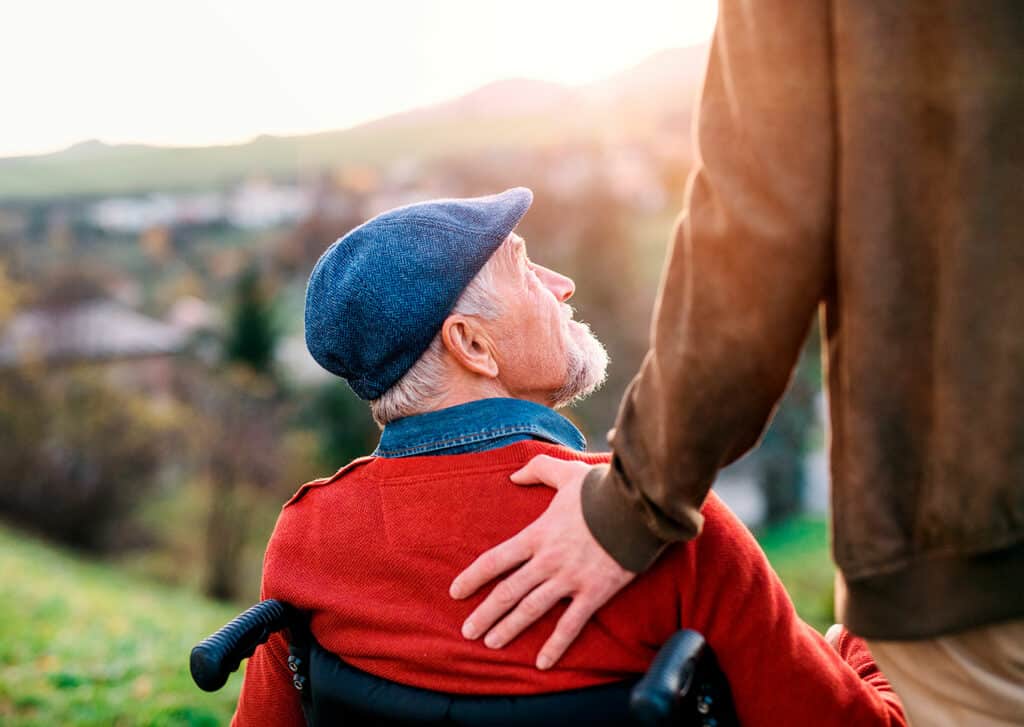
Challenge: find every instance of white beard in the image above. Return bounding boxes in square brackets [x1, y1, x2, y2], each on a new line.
[550, 316, 609, 409]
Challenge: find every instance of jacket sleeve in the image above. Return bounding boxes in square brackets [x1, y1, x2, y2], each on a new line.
[582, 0, 836, 572]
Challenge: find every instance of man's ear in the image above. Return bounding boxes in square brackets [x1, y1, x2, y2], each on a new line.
[441, 315, 499, 379]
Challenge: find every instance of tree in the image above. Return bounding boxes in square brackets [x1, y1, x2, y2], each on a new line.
[305, 381, 379, 471]
[201, 264, 285, 600]
[755, 328, 822, 526]
[223, 266, 278, 374]
[0, 365, 177, 551]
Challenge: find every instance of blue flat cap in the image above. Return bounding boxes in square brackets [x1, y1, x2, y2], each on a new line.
[305, 187, 533, 399]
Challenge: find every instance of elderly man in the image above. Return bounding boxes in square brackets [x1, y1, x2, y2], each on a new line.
[232, 189, 904, 726]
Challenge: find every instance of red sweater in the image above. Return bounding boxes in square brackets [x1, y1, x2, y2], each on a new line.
[233, 441, 905, 726]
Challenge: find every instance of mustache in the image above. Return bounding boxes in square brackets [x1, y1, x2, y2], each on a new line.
[561, 304, 596, 334]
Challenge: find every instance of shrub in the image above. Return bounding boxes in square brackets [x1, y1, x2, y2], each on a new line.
[0, 365, 179, 551]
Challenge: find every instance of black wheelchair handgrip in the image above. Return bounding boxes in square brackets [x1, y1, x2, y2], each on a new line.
[630, 629, 705, 725]
[190, 599, 297, 692]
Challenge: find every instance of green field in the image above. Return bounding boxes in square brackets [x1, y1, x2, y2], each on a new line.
[0, 526, 241, 727]
[0, 517, 833, 726]
[756, 517, 835, 633]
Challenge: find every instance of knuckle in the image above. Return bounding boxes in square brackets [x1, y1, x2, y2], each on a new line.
[491, 581, 519, 608]
[478, 552, 500, 574]
[533, 550, 562, 573]
[537, 455, 562, 473]
[561, 607, 589, 634]
[573, 598, 598, 620]
[517, 526, 539, 548]
[560, 615, 583, 637]
[531, 553, 553, 573]
[480, 547, 512, 575]
[519, 594, 545, 620]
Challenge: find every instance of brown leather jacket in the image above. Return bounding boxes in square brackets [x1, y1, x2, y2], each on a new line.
[582, 0, 1024, 640]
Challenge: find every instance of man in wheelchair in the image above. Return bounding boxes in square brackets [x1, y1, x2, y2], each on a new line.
[231, 189, 906, 726]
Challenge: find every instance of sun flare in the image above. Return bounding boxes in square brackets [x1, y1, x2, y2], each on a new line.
[2, 0, 717, 158]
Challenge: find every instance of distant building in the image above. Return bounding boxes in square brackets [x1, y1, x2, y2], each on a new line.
[167, 296, 223, 367]
[0, 299, 189, 396]
[87, 182, 312, 234]
[89, 195, 180, 234]
[166, 296, 221, 337]
[228, 180, 313, 229]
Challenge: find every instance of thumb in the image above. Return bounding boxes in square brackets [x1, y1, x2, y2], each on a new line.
[510, 454, 584, 491]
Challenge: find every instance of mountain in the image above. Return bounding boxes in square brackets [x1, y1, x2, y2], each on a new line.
[395, 78, 582, 123]
[0, 44, 709, 201]
[584, 45, 707, 102]
[0, 139, 158, 167]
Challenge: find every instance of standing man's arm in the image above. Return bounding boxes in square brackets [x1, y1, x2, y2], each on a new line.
[584, 0, 836, 572]
[452, 0, 836, 667]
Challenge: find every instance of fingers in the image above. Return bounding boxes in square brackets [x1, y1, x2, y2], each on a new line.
[461, 559, 550, 640]
[450, 533, 533, 600]
[824, 624, 844, 650]
[482, 579, 568, 649]
[510, 454, 585, 489]
[450, 458, 615, 672]
[509, 454, 555, 484]
[536, 597, 597, 670]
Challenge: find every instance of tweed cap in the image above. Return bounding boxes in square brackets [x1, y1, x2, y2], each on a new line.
[304, 187, 533, 400]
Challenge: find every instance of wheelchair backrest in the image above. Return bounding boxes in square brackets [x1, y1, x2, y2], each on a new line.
[307, 640, 639, 726]
[190, 599, 739, 726]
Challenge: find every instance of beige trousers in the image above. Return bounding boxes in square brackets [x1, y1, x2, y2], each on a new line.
[867, 620, 1024, 727]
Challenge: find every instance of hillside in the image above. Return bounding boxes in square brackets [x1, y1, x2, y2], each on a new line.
[0, 44, 708, 201]
[0, 524, 241, 726]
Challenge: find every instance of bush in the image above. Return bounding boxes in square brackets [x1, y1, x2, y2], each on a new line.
[0, 365, 179, 551]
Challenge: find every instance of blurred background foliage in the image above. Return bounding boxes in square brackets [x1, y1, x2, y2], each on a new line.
[0, 43, 831, 726]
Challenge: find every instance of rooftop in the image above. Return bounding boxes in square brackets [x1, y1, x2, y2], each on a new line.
[0, 299, 187, 367]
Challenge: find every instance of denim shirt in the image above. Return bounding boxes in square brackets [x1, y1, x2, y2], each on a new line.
[373, 398, 586, 457]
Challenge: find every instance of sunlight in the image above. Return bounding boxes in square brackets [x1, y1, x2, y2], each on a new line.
[2, 0, 717, 157]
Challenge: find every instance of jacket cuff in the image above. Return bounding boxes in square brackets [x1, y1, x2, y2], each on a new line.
[581, 463, 670, 573]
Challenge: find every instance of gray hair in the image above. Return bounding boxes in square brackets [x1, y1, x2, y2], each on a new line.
[369, 237, 514, 426]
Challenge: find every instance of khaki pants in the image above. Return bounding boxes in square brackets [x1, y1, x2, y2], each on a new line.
[867, 620, 1024, 726]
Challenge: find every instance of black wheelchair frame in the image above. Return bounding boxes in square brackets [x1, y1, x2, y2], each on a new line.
[191, 599, 739, 726]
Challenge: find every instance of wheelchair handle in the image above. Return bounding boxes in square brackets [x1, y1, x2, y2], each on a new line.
[630, 629, 706, 725]
[190, 598, 297, 692]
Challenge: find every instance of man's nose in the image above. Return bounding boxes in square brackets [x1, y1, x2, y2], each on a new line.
[536, 265, 575, 302]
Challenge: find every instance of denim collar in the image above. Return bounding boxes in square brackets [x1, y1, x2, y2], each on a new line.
[374, 397, 586, 457]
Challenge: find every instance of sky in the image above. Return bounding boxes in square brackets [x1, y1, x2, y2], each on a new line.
[3, 0, 718, 159]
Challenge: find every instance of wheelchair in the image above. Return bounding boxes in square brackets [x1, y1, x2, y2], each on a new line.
[191, 599, 740, 726]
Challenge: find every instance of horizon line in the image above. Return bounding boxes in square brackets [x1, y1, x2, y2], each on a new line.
[1, 43, 708, 163]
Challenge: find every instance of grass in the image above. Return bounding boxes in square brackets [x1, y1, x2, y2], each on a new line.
[757, 517, 836, 633]
[0, 525, 241, 727]
[0, 515, 834, 726]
